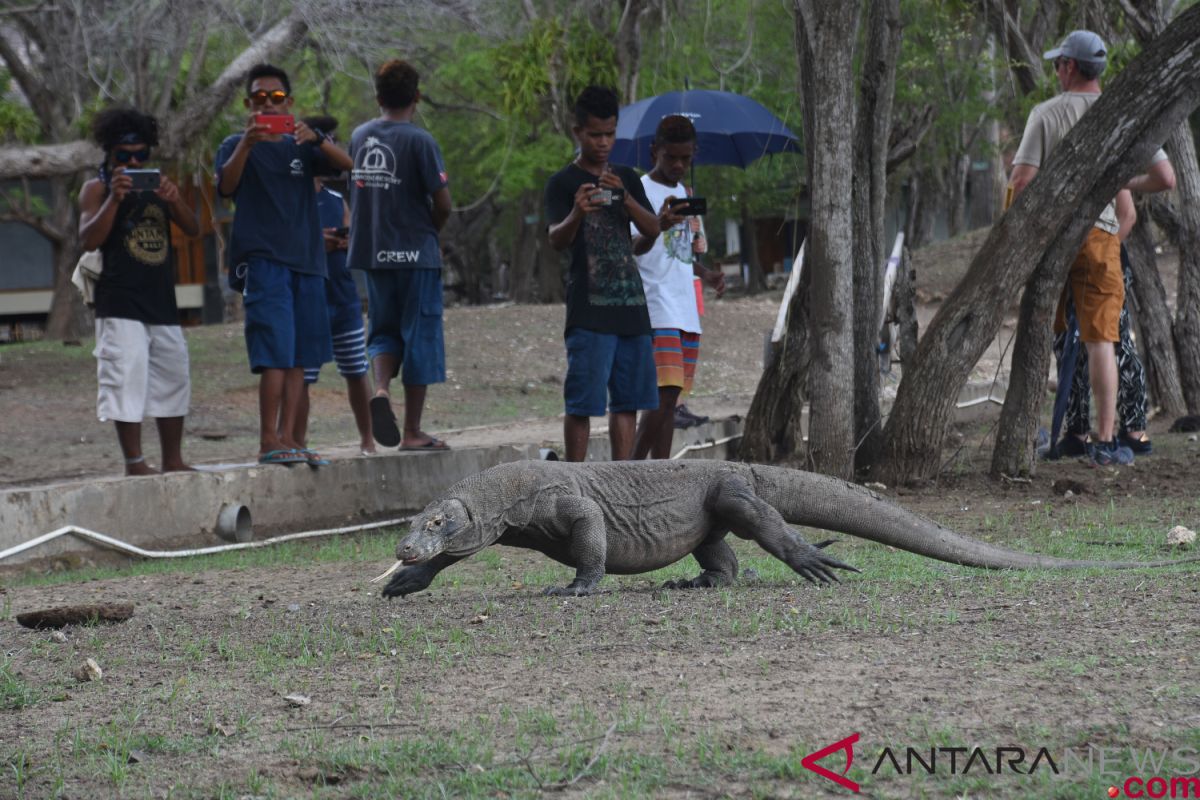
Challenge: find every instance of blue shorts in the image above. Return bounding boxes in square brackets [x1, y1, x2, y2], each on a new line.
[563, 327, 658, 416]
[304, 276, 368, 385]
[244, 258, 331, 373]
[364, 269, 445, 386]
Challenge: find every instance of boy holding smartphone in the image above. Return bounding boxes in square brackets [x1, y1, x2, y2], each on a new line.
[215, 63, 352, 466]
[544, 86, 661, 462]
[630, 115, 725, 459]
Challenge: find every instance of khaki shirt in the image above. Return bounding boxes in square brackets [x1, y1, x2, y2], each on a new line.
[1013, 92, 1167, 235]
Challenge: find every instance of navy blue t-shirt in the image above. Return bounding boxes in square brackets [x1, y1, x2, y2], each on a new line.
[215, 134, 331, 276]
[316, 187, 348, 279]
[346, 119, 448, 271]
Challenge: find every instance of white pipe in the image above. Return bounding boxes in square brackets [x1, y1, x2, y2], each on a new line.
[671, 434, 743, 459]
[0, 517, 412, 564]
[770, 243, 806, 344]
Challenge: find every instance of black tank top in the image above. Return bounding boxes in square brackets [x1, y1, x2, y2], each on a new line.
[93, 187, 179, 325]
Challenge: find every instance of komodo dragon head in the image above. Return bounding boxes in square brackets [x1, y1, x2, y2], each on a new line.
[394, 498, 478, 563]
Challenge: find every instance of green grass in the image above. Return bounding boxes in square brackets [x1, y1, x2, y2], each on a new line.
[0, 656, 39, 710]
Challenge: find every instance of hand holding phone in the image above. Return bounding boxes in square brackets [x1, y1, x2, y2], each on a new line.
[669, 196, 707, 216]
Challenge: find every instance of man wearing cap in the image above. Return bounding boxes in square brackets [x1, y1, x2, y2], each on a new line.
[1009, 29, 1176, 466]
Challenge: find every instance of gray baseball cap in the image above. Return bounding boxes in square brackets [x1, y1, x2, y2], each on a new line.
[1044, 30, 1107, 65]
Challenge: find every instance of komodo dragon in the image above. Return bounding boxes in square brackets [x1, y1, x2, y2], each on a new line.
[373, 460, 1199, 598]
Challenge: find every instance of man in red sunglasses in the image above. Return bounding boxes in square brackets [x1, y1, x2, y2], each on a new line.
[215, 63, 353, 466]
[78, 106, 199, 476]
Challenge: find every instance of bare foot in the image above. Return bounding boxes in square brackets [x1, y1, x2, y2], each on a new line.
[400, 431, 450, 451]
[360, 440, 377, 456]
[125, 461, 159, 477]
[162, 462, 196, 473]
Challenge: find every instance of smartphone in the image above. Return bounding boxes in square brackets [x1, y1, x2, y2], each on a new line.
[333, 226, 349, 237]
[590, 186, 626, 206]
[254, 113, 295, 135]
[669, 196, 707, 216]
[125, 169, 161, 192]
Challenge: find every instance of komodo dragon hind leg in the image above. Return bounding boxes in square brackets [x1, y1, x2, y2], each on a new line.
[709, 475, 860, 584]
[663, 537, 739, 589]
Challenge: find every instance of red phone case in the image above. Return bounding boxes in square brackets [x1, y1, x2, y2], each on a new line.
[255, 114, 294, 135]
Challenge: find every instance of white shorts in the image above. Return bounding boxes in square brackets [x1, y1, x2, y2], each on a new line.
[94, 318, 191, 422]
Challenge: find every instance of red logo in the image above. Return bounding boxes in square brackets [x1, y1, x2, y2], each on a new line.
[802, 733, 861, 792]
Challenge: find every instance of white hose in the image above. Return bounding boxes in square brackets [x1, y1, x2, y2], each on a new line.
[0, 517, 412, 564]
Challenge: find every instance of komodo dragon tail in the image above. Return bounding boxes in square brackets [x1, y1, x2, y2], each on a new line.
[744, 464, 1200, 570]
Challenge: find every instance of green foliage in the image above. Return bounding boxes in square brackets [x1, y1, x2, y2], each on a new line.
[0, 70, 40, 144]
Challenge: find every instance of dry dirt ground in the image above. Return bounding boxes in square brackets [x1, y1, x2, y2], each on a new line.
[1, 238, 1199, 798]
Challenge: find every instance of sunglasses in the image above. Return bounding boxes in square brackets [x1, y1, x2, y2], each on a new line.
[113, 148, 151, 163]
[248, 89, 289, 105]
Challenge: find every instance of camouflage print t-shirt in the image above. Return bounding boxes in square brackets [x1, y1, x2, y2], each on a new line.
[544, 162, 653, 336]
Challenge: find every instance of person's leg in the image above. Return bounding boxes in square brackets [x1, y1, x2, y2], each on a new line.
[1066, 331, 1091, 443]
[610, 332, 659, 461]
[609, 410, 638, 460]
[1085, 341, 1118, 443]
[633, 386, 681, 460]
[398, 269, 448, 449]
[258, 367, 288, 454]
[563, 328, 612, 463]
[346, 374, 375, 453]
[291, 382, 311, 447]
[96, 317, 156, 475]
[1116, 252, 1149, 443]
[144, 325, 192, 471]
[155, 416, 192, 472]
[277, 367, 306, 450]
[365, 271, 403, 446]
[244, 259, 300, 460]
[1071, 230, 1124, 448]
[564, 414, 591, 462]
[115, 421, 156, 476]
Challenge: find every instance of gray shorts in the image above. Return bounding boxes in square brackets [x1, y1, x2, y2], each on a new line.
[93, 317, 190, 422]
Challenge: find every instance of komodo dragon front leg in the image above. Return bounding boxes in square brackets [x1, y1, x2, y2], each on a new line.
[708, 474, 859, 583]
[535, 495, 608, 596]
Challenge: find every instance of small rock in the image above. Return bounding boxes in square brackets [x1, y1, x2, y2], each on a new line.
[1166, 526, 1196, 548]
[1064, 490, 1074, 499]
[469, 613, 489, 624]
[1190, 435, 1198, 443]
[208, 722, 236, 737]
[72, 658, 103, 682]
[284, 693, 311, 707]
[864, 482, 887, 491]
[287, 603, 301, 612]
[50, 630, 69, 644]
[127, 750, 148, 764]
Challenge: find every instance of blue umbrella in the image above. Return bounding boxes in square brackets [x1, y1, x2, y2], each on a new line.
[610, 89, 801, 170]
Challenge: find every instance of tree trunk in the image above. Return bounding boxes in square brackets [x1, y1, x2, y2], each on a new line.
[43, 176, 91, 341]
[877, 5, 1200, 484]
[741, 266, 813, 464]
[850, 0, 900, 476]
[739, 202, 765, 294]
[794, 0, 861, 479]
[1125, 212, 1186, 418]
[614, 0, 649, 103]
[895, 245, 919, 364]
[1163, 122, 1200, 412]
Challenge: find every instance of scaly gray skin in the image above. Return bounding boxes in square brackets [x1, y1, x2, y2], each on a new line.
[380, 460, 1200, 598]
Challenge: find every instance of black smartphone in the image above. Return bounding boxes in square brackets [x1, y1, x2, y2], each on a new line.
[125, 169, 161, 192]
[669, 196, 707, 216]
[333, 226, 349, 237]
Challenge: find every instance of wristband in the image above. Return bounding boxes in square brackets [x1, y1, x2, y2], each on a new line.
[311, 128, 328, 146]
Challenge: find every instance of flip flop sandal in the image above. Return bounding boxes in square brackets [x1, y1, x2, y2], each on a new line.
[258, 448, 305, 465]
[370, 396, 401, 447]
[299, 448, 330, 466]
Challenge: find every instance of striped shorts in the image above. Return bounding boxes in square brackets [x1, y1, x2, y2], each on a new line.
[652, 329, 701, 395]
[304, 300, 369, 384]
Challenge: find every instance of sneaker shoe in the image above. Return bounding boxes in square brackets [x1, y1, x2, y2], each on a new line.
[1057, 434, 1089, 457]
[1118, 432, 1153, 455]
[1088, 439, 1135, 466]
[676, 404, 710, 426]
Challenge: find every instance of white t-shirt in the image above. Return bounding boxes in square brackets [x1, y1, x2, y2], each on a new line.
[632, 174, 705, 333]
